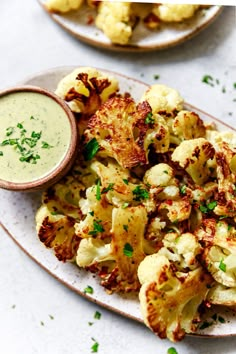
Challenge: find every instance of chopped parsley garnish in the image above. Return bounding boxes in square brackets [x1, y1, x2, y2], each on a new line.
[122, 202, 129, 209]
[207, 201, 217, 211]
[123, 178, 129, 185]
[88, 220, 104, 236]
[89, 211, 94, 216]
[199, 201, 217, 213]
[41, 141, 53, 149]
[145, 112, 155, 125]
[163, 170, 168, 174]
[132, 185, 149, 201]
[199, 320, 213, 330]
[49, 314, 54, 320]
[0, 151, 3, 156]
[94, 311, 101, 320]
[219, 259, 226, 272]
[199, 205, 208, 213]
[83, 138, 99, 161]
[91, 338, 99, 353]
[123, 243, 133, 257]
[180, 185, 186, 195]
[96, 179, 101, 201]
[154, 74, 160, 80]
[101, 183, 114, 194]
[0, 121, 47, 164]
[218, 316, 226, 323]
[84, 285, 94, 294]
[6, 127, 14, 136]
[167, 348, 178, 354]
[123, 224, 128, 232]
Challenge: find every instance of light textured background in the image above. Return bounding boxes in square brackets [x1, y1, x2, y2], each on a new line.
[0, 2, 236, 354]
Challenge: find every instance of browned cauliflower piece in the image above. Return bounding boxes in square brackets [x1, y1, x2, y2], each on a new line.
[138, 253, 213, 341]
[200, 220, 236, 288]
[36, 205, 81, 261]
[213, 151, 236, 217]
[76, 205, 147, 293]
[102, 205, 147, 292]
[158, 198, 192, 223]
[84, 97, 169, 169]
[172, 110, 206, 143]
[207, 283, 236, 306]
[171, 138, 215, 185]
[140, 84, 183, 115]
[55, 67, 119, 117]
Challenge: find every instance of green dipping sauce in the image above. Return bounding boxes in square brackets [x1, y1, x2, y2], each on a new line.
[0, 91, 72, 183]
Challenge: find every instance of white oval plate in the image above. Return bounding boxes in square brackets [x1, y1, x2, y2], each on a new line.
[1, 66, 236, 338]
[38, 2, 222, 51]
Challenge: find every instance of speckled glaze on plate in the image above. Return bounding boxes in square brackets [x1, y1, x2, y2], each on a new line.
[1, 66, 236, 338]
[38, 2, 223, 52]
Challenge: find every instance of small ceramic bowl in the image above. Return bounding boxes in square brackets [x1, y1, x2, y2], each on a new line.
[0, 85, 79, 192]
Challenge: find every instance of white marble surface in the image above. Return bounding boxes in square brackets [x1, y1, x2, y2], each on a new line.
[0, 1, 236, 354]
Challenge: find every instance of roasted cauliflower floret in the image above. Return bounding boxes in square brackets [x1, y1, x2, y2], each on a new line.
[84, 97, 168, 168]
[202, 221, 236, 288]
[75, 185, 113, 239]
[46, 0, 83, 13]
[213, 151, 236, 217]
[158, 198, 192, 223]
[152, 4, 200, 22]
[144, 163, 174, 187]
[138, 253, 212, 341]
[55, 67, 119, 116]
[76, 238, 114, 267]
[102, 205, 147, 292]
[172, 138, 215, 185]
[95, 2, 134, 45]
[172, 110, 206, 142]
[207, 283, 236, 306]
[159, 232, 202, 271]
[90, 159, 140, 207]
[36, 205, 80, 261]
[140, 84, 183, 115]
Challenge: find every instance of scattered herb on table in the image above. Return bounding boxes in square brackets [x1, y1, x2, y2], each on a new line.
[154, 74, 160, 80]
[94, 311, 101, 320]
[49, 314, 54, 320]
[91, 338, 99, 353]
[167, 347, 178, 354]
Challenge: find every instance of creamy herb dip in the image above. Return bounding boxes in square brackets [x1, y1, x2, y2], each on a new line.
[0, 91, 72, 183]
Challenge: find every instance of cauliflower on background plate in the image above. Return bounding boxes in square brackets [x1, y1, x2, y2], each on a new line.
[36, 67, 236, 342]
[45, 1, 203, 45]
[46, 0, 84, 13]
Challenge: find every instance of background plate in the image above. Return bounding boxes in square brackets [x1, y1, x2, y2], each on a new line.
[1, 66, 236, 338]
[38, 2, 223, 51]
